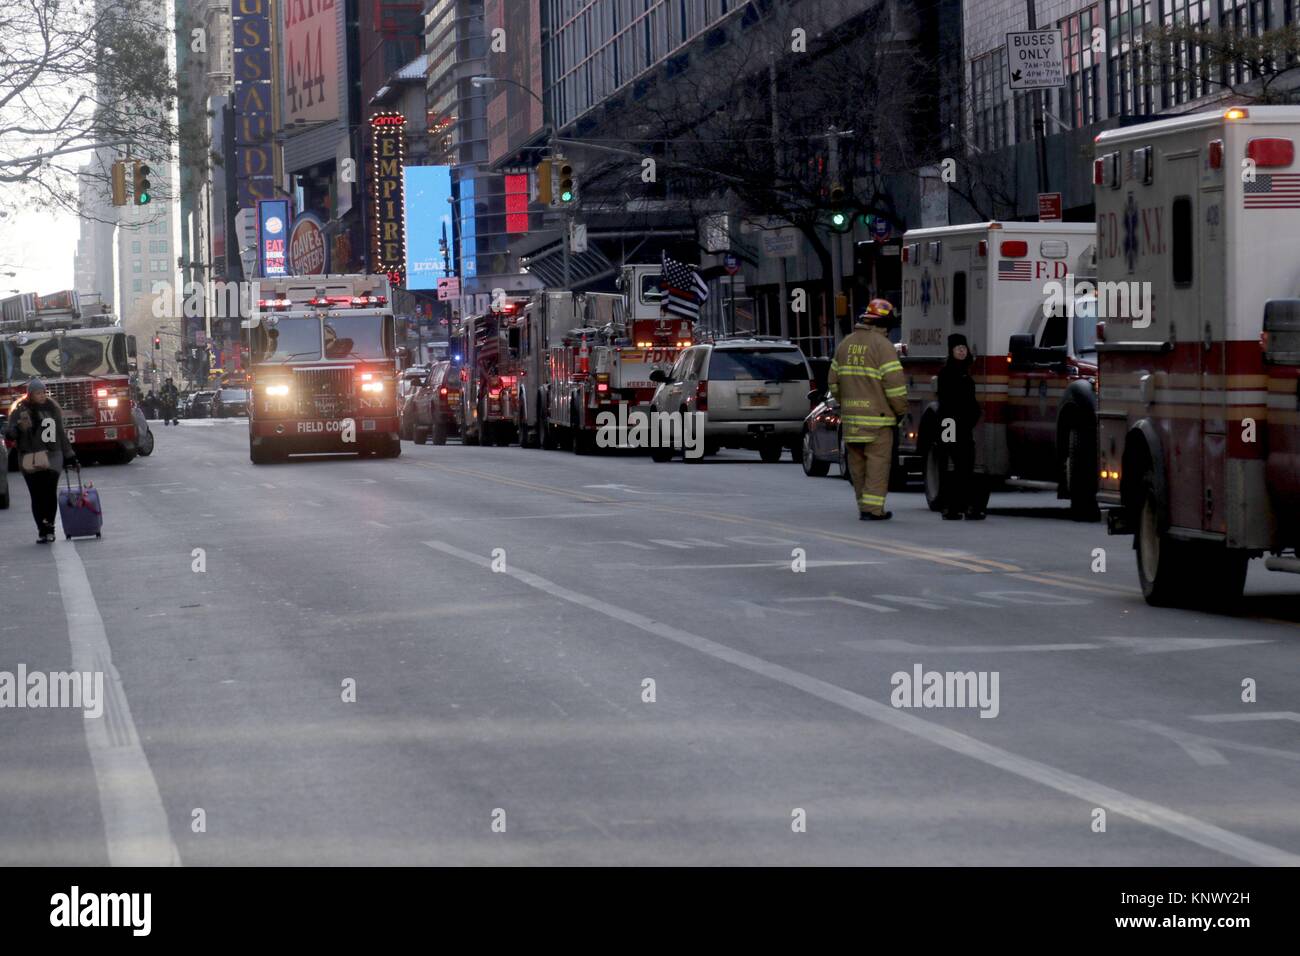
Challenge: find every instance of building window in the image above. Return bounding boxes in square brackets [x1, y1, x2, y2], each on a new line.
[132, 279, 142, 292]
[131, 241, 141, 253]
[1108, 0, 1156, 118]
[1059, 5, 1101, 127]
[132, 261, 142, 273]
[970, 49, 1009, 151]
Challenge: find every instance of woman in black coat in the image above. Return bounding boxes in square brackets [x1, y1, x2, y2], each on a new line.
[4, 379, 78, 543]
[935, 333, 983, 520]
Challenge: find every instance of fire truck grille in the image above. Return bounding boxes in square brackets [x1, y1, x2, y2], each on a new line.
[47, 380, 95, 427]
[294, 367, 354, 419]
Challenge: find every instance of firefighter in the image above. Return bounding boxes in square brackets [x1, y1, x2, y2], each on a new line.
[830, 300, 908, 520]
[160, 377, 180, 426]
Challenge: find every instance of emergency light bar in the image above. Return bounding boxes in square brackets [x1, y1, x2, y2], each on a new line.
[257, 298, 292, 310]
[307, 295, 389, 307]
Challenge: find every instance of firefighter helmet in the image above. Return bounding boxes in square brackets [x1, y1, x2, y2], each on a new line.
[865, 298, 894, 319]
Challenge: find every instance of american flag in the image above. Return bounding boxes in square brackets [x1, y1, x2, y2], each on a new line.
[1244, 173, 1300, 209]
[659, 252, 710, 319]
[998, 259, 1033, 281]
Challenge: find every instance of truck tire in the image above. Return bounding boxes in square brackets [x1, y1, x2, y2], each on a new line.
[1064, 424, 1100, 522]
[801, 429, 830, 477]
[759, 441, 783, 463]
[651, 444, 674, 463]
[250, 440, 274, 465]
[431, 421, 448, 445]
[923, 442, 944, 512]
[1136, 481, 1192, 607]
[137, 427, 154, 456]
[414, 426, 430, 445]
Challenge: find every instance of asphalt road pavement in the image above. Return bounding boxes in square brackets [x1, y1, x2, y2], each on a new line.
[2, 419, 1298, 865]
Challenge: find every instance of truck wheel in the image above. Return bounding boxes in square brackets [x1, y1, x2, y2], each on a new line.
[1136, 482, 1192, 607]
[385, 436, 402, 458]
[1064, 425, 1100, 521]
[651, 444, 674, 463]
[759, 441, 783, 463]
[802, 430, 830, 477]
[250, 441, 273, 465]
[414, 426, 430, 445]
[137, 427, 154, 456]
[923, 443, 944, 512]
[431, 421, 448, 445]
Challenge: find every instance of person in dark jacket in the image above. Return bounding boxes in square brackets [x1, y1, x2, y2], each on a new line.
[4, 379, 78, 543]
[935, 333, 983, 520]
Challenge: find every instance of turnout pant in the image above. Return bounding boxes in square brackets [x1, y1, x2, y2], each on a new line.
[22, 469, 60, 535]
[846, 429, 894, 516]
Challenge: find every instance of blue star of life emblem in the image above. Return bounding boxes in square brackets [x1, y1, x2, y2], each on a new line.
[1123, 193, 1139, 274]
[921, 268, 932, 315]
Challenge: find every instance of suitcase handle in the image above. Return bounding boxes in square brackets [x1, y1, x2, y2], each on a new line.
[63, 468, 100, 516]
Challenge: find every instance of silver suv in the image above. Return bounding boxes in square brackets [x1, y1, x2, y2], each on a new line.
[648, 338, 813, 462]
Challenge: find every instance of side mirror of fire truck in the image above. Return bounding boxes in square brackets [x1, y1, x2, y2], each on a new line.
[648, 368, 668, 384]
[1007, 333, 1035, 368]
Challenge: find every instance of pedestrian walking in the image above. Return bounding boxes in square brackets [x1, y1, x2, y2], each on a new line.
[3, 379, 78, 543]
[829, 300, 908, 520]
[160, 377, 180, 426]
[936, 333, 983, 520]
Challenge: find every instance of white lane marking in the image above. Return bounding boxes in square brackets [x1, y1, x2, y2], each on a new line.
[53, 543, 180, 867]
[1105, 636, 1273, 654]
[622, 560, 882, 571]
[1193, 712, 1300, 724]
[366, 520, 391, 529]
[846, 638, 1101, 653]
[648, 538, 726, 549]
[425, 538, 1300, 867]
[260, 482, 277, 489]
[1128, 719, 1300, 766]
[302, 501, 323, 508]
[127, 490, 142, 498]
[491, 512, 622, 520]
[779, 595, 899, 614]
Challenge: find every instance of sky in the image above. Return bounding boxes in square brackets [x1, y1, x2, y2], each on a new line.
[0, 206, 80, 297]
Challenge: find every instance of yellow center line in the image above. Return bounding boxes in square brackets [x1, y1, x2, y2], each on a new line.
[1010, 573, 1124, 595]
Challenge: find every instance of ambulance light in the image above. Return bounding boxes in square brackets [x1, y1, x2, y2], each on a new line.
[1225, 107, 1249, 121]
[1209, 140, 1224, 169]
[1000, 241, 1028, 258]
[977, 240, 987, 257]
[1247, 138, 1294, 167]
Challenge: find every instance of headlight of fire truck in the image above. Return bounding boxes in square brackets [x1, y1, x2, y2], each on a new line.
[358, 372, 384, 394]
[95, 387, 120, 409]
[264, 383, 290, 397]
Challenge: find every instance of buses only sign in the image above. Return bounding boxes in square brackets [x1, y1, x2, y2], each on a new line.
[1005, 30, 1064, 90]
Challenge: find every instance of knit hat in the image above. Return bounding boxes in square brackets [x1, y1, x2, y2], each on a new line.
[26, 377, 46, 394]
[947, 333, 969, 352]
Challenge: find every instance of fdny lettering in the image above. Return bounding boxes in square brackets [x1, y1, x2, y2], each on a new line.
[1141, 206, 1165, 255]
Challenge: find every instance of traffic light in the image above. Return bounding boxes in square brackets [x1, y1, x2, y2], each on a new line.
[828, 184, 851, 232]
[133, 161, 152, 205]
[110, 161, 128, 206]
[535, 159, 552, 205]
[554, 159, 577, 206]
[153, 335, 161, 350]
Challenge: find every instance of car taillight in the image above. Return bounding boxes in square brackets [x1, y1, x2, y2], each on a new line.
[696, 380, 708, 411]
[439, 386, 448, 396]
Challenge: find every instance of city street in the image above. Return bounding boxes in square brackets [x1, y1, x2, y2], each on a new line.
[2, 421, 1298, 866]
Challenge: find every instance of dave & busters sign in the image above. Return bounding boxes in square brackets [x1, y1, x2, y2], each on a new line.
[289, 213, 328, 275]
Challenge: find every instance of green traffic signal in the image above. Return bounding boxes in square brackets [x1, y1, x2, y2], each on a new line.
[134, 162, 152, 205]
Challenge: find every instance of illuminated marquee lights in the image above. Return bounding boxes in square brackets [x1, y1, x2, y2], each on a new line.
[370, 111, 407, 285]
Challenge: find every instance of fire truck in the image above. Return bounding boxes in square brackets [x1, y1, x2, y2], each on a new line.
[243, 275, 400, 463]
[1095, 106, 1300, 606]
[519, 263, 693, 453]
[897, 222, 1098, 517]
[1, 290, 141, 467]
[453, 298, 529, 446]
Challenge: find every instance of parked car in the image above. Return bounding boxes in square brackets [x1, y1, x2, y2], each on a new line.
[187, 390, 216, 418]
[398, 366, 432, 441]
[426, 361, 463, 445]
[210, 387, 250, 418]
[801, 387, 908, 489]
[648, 337, 814, 462]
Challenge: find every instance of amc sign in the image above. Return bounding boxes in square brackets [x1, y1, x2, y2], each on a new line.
[289, 214, 327, 276]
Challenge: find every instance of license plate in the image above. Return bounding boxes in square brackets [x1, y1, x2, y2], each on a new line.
[746, 394, 770, 407]
[104, 428, 117, 439]
[362, 420, 376, 432]
[748, 423, 775, 433]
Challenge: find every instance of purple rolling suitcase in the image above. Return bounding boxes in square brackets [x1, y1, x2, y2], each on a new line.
[58, 468, 102, 540]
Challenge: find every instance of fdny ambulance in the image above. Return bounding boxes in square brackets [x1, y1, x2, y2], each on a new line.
[897, 222, 1098, 516]
[1095, 106, 1300, 606]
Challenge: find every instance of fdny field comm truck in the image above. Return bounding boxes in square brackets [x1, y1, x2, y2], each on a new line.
[1095, 106, 1300, 606]
[243, 275, 400, 463]
[514, 264, 693, 453]
[897, 222, 1099, 517]
[1, 290, 141, 467]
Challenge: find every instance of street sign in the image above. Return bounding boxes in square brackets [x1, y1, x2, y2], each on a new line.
[723, 253, 740, 275]
[761, 230, 798, 258]
[570, 222, 588, 254]
[1005, 30, 1065, 90]
[437, 276, 460, 301]
[1038, 192, 1063, 222]
[871, 217, 892, 242]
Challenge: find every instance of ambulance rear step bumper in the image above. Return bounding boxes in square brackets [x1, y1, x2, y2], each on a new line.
[1264, 555, 1300, 575]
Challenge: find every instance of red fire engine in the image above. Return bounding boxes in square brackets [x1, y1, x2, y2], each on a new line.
[453, 298, 528, 446]
[516, 264, 693, 453]
[1095, 106, 1300, 605]
[243, 275, 401, 463]
[1, 290, 141, 466]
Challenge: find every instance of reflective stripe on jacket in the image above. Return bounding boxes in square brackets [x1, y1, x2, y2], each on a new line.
[828, 323, 908, 443]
